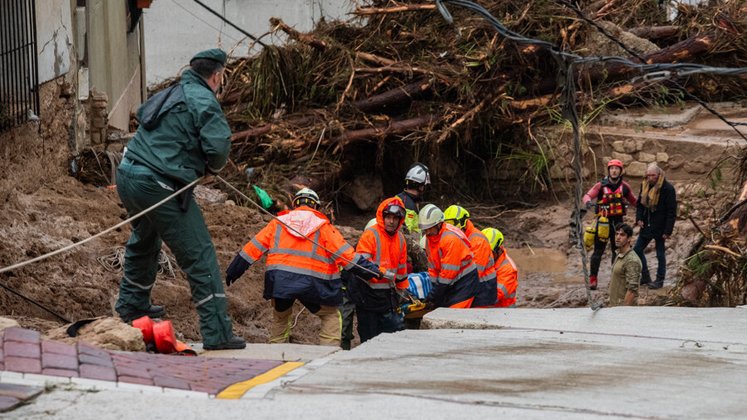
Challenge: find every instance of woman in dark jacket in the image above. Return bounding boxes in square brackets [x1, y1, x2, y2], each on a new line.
[634, 163, 677, 289]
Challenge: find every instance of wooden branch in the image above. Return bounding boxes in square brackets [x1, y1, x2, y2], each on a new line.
[704, 244, 742, 258]
[355, 52, 396, 67]
[436, 98, 490, 144]
[330, 115, 436, 148]
[352, 80, 432, 113]
[507, 94, 553, 111]
[231, 115, 316, 143]
[628, 26, 679, 40]
[353, 4, 436, 15]
[270, 17, 328, 51]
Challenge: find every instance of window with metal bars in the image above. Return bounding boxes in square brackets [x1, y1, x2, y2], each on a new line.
[0, 0, 39, 132]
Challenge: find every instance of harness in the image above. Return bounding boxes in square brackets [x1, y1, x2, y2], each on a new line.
[596, 181, 626, 217]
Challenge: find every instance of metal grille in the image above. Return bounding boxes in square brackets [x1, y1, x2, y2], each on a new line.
[0, 0, 39, 131]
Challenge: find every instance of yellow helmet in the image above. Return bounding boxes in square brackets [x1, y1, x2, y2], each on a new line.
[481, 227, 504, 251]
[443, 205, 470, 229]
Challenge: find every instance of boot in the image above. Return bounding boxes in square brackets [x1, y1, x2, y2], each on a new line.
[269, 306, 293, 343]
[640, 271, 652, 285]
[316, 305, 342, 346]
[648, 279, 664, 289]
[203, 335, 246, 350]
[589, 275, 598, 290]
[119, 305, 166, 323]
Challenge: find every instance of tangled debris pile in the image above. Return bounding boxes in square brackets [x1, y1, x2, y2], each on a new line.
[211, 0, 747, 205]
[673, 155, 747, 307]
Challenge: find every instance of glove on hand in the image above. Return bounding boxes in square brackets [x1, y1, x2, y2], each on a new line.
[225, 253, 251, 286]
[584, 200, 594, 210]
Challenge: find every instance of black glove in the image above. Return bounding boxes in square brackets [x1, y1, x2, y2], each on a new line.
[585, 201, 594, 210]
[225, 253, 251, 286]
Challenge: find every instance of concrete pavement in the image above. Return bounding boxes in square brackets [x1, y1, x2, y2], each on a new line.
[5, 307, 747, 419]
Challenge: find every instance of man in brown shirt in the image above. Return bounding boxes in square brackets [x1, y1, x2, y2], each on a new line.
[608, 223, 642, 306]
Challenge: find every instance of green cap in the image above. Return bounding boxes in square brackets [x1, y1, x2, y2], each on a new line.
[190, 48, 227, 66]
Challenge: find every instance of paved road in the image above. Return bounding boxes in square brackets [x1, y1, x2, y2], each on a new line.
[5, 307, 747, 419]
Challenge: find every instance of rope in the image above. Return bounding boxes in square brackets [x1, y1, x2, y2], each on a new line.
[0, 178, 200, 275]
[216, 176, 382, 279]
[562, 61, 602, 311]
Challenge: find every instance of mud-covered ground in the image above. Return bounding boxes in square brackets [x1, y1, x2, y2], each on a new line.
[0, 89, 738, 346]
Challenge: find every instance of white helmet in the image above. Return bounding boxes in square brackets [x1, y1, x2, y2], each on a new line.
[405, 163, 430, 186]
[418, 203, 444, 231]
[293, 187, 319, 208]
[364, 218, 377, 230]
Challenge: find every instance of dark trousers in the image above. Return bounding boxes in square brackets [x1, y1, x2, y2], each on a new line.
[589, 218, 622, 277]
[633, 233, 667, 283]
[356, 307, 404, 343]
[340, 293, 356, 350]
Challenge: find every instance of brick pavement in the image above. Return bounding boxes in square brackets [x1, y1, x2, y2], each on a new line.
[1, 327, 284, 395]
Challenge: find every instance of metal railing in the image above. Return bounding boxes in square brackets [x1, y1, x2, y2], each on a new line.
[0, 0, 39, 131]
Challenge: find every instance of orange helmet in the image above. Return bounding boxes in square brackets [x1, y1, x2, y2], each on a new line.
[607, 159, 623, 170]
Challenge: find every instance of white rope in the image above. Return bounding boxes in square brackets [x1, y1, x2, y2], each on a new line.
[0, 178, 201, 275]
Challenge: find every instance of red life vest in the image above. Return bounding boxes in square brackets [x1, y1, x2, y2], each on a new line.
[597, 183, 626, 216]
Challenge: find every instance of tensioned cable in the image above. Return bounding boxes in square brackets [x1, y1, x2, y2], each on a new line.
[0, 178, 200, 275]
[192, 0, 268, 48]
[0, 178, 201, 322]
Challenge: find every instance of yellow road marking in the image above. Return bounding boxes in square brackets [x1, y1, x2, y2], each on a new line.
[216, 361, 304, 399]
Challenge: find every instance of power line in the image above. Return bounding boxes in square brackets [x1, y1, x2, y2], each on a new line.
[192, 0, 267, 48]
[168, 0, 242, 44]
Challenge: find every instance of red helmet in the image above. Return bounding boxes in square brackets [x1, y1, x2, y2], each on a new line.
[607, 159, 623, 169]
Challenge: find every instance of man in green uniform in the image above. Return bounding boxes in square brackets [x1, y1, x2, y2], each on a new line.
[115, 49, 245, 350]
[608, 223, 642, 307]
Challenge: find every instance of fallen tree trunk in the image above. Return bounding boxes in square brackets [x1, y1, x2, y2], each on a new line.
[231, 115, 317, 143]
[352, 80, 433, 113]
[270, 17, 328, 51]
[597, 32, 718, 80]
[354, 4, 436, 15]
[330, 115, 436, 149]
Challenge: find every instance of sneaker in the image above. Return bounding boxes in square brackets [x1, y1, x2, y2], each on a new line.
[589, 275, 598, 291]
[203, 335, 246, 350]
[648, 281, 664, 289]
[119, 305, 166, 323]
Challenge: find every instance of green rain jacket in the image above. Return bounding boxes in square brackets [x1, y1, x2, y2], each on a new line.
[126, 69, 231, 184]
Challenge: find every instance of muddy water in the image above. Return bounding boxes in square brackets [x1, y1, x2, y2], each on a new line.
[510, 247, 574, 284]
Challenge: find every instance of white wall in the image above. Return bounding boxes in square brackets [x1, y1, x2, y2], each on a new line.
[36, 0, 73, 84]
[143, 0, 353, 85]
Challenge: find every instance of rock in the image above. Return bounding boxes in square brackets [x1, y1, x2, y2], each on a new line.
[681, 280, 707, 304]
[549, 163, 564, 179]
[623, 139, 638, 153]
[611, 151, 633, 162]
[635, 139, 646, 152]
[638, 152, 656, 163]
[668, 154, 685, 170]
[342, 173, 383, 211]
[656, 152, 669, 163]
[684, 161, 707, 174]
[612, 141, 625, 153]
[0, 317, 20, 331]
[627, 161, 647, 177]
[46, 317, 145, 352]
[194, 185, 228, 204]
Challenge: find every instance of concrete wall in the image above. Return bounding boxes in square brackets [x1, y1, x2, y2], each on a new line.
[143, 0, 352, 85]
[36, 0, 73, 84]
[85, 0, 144, 131]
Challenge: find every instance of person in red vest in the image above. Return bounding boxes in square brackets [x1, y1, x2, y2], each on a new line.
[418, 204, 479, 308]
[347, 197, 409, 343]
[224, 188, 382, 346]
[582, 159, 637, 290]
[482, 228, 518, 307]
[443, 205, 497, 307]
